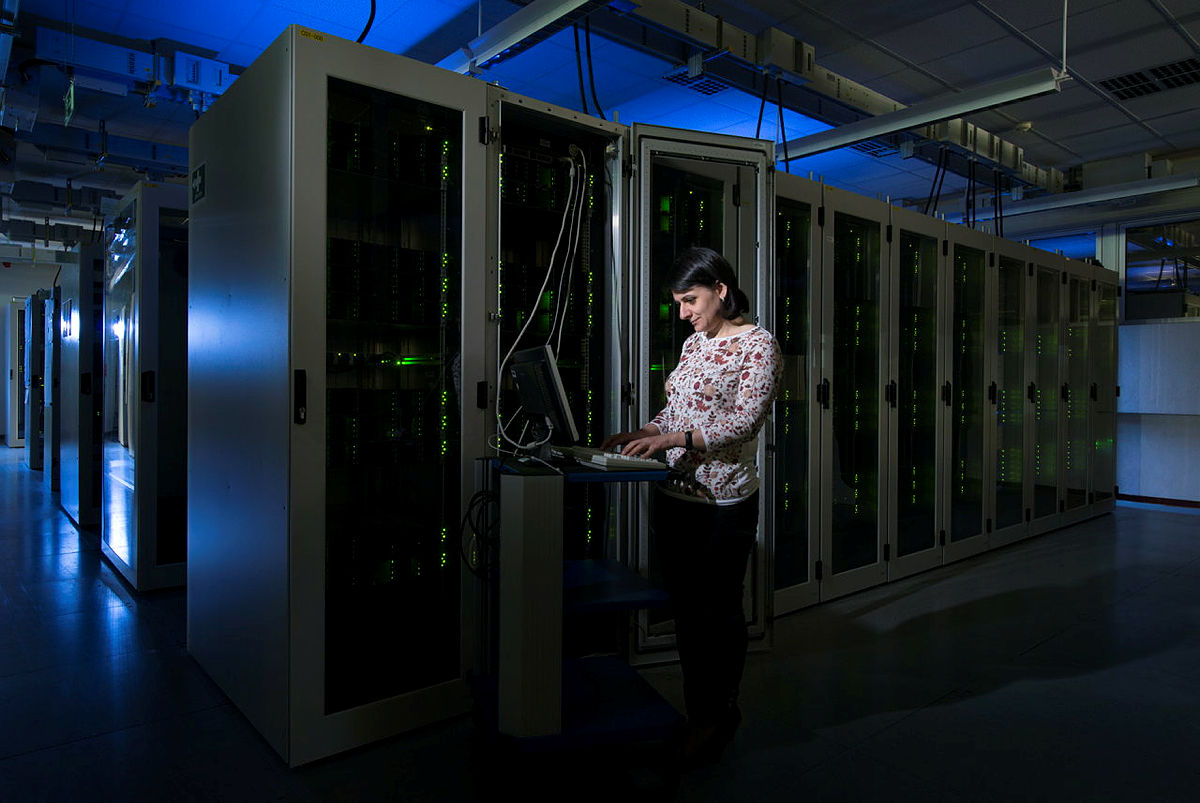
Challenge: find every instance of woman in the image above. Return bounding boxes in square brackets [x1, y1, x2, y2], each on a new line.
[603, 246, 781, 766]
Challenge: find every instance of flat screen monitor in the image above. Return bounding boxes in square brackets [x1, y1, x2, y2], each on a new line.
[509, 345, 579, 446]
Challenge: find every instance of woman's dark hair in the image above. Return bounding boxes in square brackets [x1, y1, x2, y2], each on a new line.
[667, 246, 750, 318]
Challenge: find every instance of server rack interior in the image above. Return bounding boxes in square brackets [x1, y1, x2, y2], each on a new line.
[830, 211, 881, 576]
[1092, 280, 1118, 503]
[647, 162, 724, 413]
[7, 301, 26, 447]
[995, 254, 1026, 531]
[773, 197, 812, 591]
[25, 291, 47, 469]
[896, 230, 939, 558]
[1033, 266, 1060, 520]
[950, 243, 987, 542]
[494, 107, 612, 562]
[1063, 272, 1091, 511]
[324, 77, 462, 713]
[44, 287, 62, 492]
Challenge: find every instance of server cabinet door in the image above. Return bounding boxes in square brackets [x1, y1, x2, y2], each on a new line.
[1030, 257, 1064, 535]
[886, 206, 946, 581]
[1061, 261, 1093, 522]
[630, 124, 773, 657]
[773, 173, 821, 614]
[818, 186, 889, 599]
[6, 302, 25, 447]
[944, 225, 992, 562]
[1091, 274, 1119, 508]
[991, 239, 1032, 546]
[288, 37, 488, 764]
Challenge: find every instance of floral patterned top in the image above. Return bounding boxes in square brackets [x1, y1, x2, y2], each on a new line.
[648, 326, 781, 504]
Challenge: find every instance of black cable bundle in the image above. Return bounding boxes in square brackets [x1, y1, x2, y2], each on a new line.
[356, 0, 376, 43]
[584, 18, 606, 120]
[924, 147, 948, 216]
[777, 78, 790, 173]
[573, 24, 590, 115]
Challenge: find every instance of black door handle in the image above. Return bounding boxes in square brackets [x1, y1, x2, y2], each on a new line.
[1061, 383, 1069, 402]
[941, 381, 952, 406]
[988, 381, 997, 405]
[294, 370, 307, 425]
[1027, 382, 1036, 404]
[885, 379, 897, 408]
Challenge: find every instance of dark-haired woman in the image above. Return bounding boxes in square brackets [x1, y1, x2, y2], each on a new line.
[603, 247, 781, 766]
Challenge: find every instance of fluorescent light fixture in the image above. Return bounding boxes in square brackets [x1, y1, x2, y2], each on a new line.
[437, 0, 592, 74]
[971, 174, 1200, 220]
[777, 68, 1065, 161]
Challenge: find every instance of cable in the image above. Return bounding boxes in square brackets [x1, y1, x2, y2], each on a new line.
[584, 18, 606, 121]
[777, 78, 790, 173]
[755, 73, 769, 139]
[573, 24, 590, 115]
[356, 0, 376, 44]
[551, 147, 589, 356]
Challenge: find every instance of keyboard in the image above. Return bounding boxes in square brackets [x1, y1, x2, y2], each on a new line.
[550, 445, 668, 471]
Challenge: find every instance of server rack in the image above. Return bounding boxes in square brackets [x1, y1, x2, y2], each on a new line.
[24, 291, 47, 468]
[44, 286, 62, 492]
[817, 185, 890, 600]
[630, 123, 774, 655]
[188, 27, 488, 766]
[887, 205, 948, 580]
[5, 300, 25, 448]
[1028, 252, 1064, 536]
[60, 245, 104, 529]
[943, 224, 993, 562]
[1058, 256, 1094, 528]
[990, 237, 1034, 547]
[1090, 265, 1119, 513]
[100, 182, 189, 591]
[771, 172, 821, 615]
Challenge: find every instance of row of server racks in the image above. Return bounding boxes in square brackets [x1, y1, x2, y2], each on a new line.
[185, 26, 1117, 765]
[8, 182, 189, 594]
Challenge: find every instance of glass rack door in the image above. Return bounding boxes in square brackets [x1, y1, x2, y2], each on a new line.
[819, 188, 888, 599]
[103, 206, 137, 572]
[1092, 279, 1118, 505]
[1063, 271, 1091, 513]
[323, 77, 463, 714]
[632, 125, 771, 656]
[1032, 264, 1061, 528]
[889, 215, 943, 578]
[993, 252, 1027, 541]
[773, 175, 819, 614]
[946, 239, 987, 556]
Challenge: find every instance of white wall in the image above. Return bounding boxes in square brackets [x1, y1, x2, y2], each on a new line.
[1117, 320, 1200, 501]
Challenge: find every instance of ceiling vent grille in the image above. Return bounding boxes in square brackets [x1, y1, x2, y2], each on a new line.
[664, 72, 729, 95]
[1151, 57, 1200, 89]
[851, 140, 898, 158]
[1098, 71, 1160, 100]
[1100, 58, 1200, 100]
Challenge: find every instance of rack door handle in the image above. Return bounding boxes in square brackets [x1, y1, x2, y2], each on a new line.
[941, 381, 952, 407]
[294, 370, 307, 425]
[988, 381, 997, 405]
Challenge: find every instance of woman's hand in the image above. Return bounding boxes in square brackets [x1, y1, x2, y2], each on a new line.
[600, 425, 659, 452]
[618, 431, 681, 458]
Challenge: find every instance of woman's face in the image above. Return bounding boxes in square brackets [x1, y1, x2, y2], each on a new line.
[673, 282, 727, 337]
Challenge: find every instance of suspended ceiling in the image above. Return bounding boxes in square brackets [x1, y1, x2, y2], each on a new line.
[5, 0, 1200, 228]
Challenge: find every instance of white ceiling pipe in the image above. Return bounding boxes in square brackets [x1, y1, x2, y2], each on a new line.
[437, 0, 593, 73]
[777, 68, 1065, 162]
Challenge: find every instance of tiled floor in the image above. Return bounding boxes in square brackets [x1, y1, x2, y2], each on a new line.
[2, 445, 1199, 801]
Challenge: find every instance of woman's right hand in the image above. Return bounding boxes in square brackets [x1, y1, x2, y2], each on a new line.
[600, 426, 658, 451]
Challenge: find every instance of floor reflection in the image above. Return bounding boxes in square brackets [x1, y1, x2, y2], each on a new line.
[102, 438, 134, 567]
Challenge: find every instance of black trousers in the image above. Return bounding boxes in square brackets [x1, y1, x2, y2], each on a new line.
[653, 489, 759, 727]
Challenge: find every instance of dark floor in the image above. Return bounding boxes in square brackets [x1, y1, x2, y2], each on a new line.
[2, 445, 1199, 801]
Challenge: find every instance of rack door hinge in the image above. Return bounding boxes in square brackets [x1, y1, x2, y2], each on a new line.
[478, 116, 496, 145]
